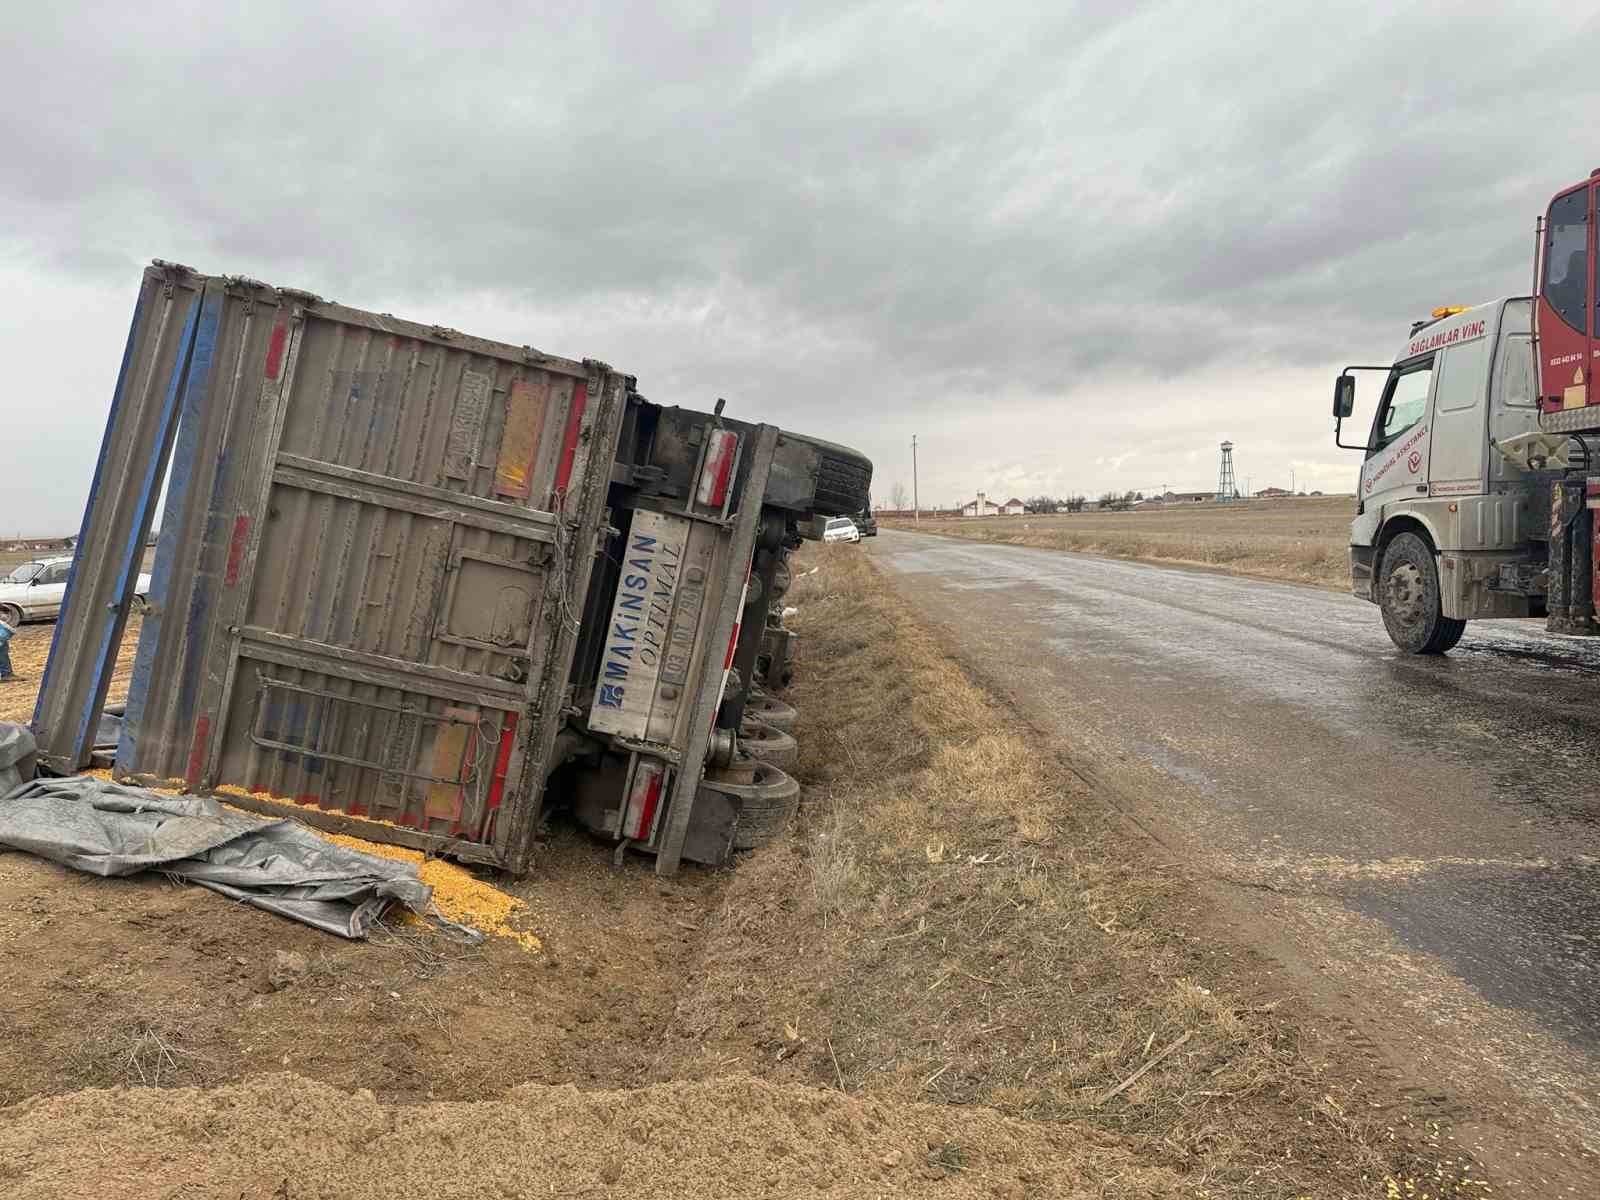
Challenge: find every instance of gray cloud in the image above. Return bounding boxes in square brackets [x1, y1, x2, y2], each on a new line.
[2, 1, 1598, 527]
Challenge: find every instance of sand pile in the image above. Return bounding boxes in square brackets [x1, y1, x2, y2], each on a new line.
[1, 1073, 1179, 1198]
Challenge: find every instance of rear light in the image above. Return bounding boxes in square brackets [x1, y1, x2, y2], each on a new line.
[624, 757, 666, 841]
[696, 430, 738, 508]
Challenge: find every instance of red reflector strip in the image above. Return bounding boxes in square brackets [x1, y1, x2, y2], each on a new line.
[185, 715, 211, 787]
[479, 712, 519, 843]
[264, 321, 288, 380]
[552, 381, 589, 504]
[696, 430, 738, 507]
[223, 514, 251, 586]
[712, 560, 754, 725]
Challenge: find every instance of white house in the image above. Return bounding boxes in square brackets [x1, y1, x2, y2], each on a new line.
[961, 491, 1001, 517]
[960, 492, 1028, 517]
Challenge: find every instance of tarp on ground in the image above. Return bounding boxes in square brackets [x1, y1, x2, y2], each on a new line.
[0, 774, 433, 938]
[0, 721, 36, 796]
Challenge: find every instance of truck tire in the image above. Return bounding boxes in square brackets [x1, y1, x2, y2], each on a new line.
[0, 603, 21, 628]
[704, 764, 802, 850]
[1379, 532, 1466, 654]
[739, 717, 799, 772]
[745, 693, 798, 732]
[785, 434, 873, 516]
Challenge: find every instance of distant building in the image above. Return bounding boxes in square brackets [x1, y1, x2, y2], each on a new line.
[1163, 490, 1211, 504]
[961, 491, 1002, 517]
[1001, 497, 1026, 515]
[1255, 486, 1290, 498]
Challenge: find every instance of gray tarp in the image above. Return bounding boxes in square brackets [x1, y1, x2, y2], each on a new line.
[0, 774, 435, 938]
[0, 722, 35, 796]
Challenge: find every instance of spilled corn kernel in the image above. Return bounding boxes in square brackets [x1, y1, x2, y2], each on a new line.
[320, 831, 542, 953]
[79, 771, 540, 952]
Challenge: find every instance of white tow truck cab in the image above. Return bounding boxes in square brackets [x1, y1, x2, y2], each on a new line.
[1334, 172, 1600, 654]
[1333, 298, 1550, 652]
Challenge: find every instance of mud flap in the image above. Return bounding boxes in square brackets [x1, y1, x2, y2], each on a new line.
[678, 784, 740, 867]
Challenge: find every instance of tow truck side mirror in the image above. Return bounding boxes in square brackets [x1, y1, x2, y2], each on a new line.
[1333, 375, 1355, 419]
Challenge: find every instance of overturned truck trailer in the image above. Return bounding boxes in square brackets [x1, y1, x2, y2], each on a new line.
[33, 262, 871, 875]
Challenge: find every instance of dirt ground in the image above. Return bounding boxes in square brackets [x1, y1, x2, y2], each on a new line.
[886, 495, 1353, 588]
[0, 553, 1494, 1197]
[2, 1074, 1178, 1199]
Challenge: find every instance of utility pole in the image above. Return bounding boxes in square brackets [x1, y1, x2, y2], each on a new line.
[912, 434, 920, 524]
[1291, 467, 1296, 495]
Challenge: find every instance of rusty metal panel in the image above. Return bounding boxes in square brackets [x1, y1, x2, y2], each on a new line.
[494, 375, 552, 499]
[46, 264, 627, 872]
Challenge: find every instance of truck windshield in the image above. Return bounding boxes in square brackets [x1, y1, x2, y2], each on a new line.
[1371, 362, 1432, 454]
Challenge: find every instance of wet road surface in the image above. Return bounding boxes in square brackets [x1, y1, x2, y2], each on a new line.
[870, 530, 1600, 1116]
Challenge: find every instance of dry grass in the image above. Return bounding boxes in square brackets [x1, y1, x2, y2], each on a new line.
[888, 495, 1354, 588]
[665, 543, 1485, 1198]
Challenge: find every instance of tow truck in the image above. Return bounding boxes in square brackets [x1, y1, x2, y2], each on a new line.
[1331, 170, 1600, 653]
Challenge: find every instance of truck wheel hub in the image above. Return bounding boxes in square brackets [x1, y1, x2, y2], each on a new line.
[1387, 562, 1426, 623]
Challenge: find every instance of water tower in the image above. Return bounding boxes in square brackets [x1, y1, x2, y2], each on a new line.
[1216, 441, 1238, 502]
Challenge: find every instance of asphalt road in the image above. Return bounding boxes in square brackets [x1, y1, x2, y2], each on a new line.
[870, 528, 1600, 1146]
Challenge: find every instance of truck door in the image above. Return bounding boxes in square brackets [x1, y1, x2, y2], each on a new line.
[1467, 303, 1544, 554]
[1426, 334, 1491, 496]
[1538, 181, 1596, 428]
[1361, 356, 1435, 514]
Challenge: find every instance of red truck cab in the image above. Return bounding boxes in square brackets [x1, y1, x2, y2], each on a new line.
[1537, 172, 1599, 432]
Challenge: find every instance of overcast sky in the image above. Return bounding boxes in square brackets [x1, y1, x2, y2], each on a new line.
[2, 1, 1597, 530]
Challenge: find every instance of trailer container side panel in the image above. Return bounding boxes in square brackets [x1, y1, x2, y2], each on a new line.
[35, 265, 628, 871]
[34, 265, 205, 773]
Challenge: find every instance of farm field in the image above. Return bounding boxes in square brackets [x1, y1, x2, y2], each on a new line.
[885, 495, 1354, 589]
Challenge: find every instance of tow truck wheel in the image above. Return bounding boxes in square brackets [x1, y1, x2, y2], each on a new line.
[704, 763, 802, 850]
[1379, 532, 1466, 654]
[739, 716, 799, 772]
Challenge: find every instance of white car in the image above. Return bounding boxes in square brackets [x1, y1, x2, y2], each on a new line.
[822, 516, 862, 544]
[0, 556, 151, 625]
